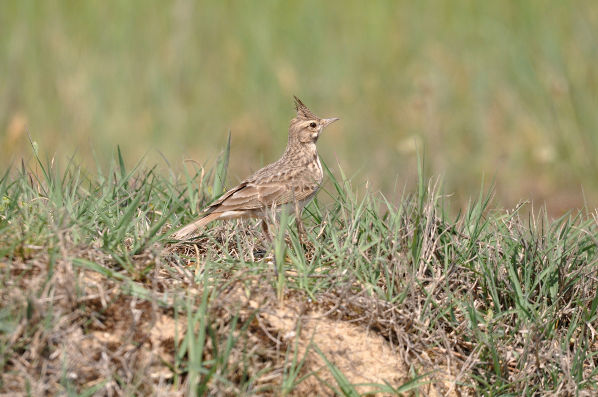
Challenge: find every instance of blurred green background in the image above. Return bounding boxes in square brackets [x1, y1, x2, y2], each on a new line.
[1, 1, 598, 214]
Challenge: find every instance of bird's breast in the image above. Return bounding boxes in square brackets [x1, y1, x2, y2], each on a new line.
[315, 154, 323, 182]
[302, 157, 323, 185]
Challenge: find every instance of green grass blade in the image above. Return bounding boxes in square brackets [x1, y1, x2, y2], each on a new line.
[212, 131, 230, 199]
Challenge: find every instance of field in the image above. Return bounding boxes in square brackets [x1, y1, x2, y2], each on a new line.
[0, 147, 597, 395]
[2, 1, 598, 395]
[2, 1, 598, 212]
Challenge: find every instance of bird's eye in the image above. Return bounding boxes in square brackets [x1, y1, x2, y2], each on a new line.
[309, 122, 317, 128]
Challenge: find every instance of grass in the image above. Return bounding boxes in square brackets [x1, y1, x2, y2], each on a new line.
[1, 144, 597, 395]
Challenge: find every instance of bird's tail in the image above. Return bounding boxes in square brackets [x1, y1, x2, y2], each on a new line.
[171, 212, 221, 240]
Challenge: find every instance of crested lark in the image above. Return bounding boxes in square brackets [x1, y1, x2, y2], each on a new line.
[172, 96, 339, 240]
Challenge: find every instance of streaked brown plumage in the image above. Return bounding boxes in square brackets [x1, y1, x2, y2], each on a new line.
[172, 96, 339, 239]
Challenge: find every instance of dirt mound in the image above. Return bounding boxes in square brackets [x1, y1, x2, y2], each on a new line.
[236, 284, 459, 396]
[261, 305, 406, 395]
[1, 253, 464, 396]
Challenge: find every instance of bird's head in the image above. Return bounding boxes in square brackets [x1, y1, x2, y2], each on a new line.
[288, 96, 339, 145]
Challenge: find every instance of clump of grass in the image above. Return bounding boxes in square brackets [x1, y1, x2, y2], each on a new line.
[1, 148, 597, 395]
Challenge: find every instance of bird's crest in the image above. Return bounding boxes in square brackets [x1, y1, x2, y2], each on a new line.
[293, 96, 318, 120]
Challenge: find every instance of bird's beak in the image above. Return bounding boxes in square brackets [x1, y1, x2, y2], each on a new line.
[321, 117, 340, 128]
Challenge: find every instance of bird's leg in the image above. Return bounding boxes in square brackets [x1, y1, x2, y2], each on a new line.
[261, 220, 273, 242]
[262, 213, 282, 277]
[292, 192, 307, 249]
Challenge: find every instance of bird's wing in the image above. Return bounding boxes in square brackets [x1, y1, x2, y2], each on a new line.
[208, 181, 318, 213]
[207, 182, 248, 208]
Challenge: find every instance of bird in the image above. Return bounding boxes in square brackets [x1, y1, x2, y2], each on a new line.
[172, 96, 339, 240]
